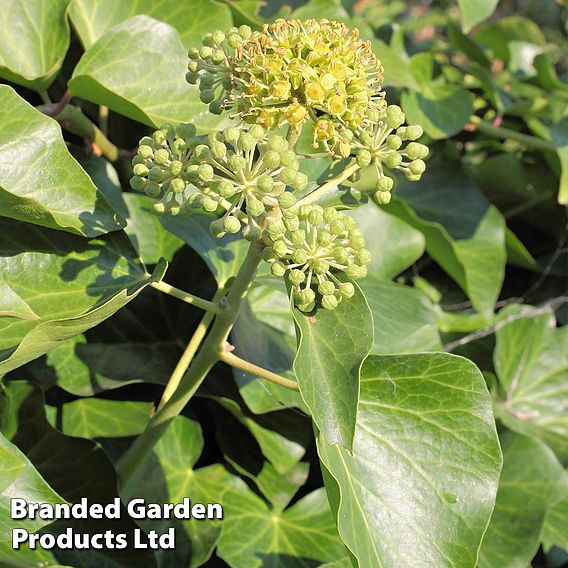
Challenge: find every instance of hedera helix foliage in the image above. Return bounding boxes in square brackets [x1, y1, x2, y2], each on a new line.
[1, 2, 567, 568]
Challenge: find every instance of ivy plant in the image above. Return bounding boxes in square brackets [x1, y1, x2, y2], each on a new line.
[0, 1, 567, 567]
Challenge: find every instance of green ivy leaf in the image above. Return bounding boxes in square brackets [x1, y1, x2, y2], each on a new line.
[0, 277, 40, 321]
[0, 218, 153, 375]
[318, 353, 502, 568]
[123, 194, 184, 265]
[388, 162, 507, 316]
[0, 0, 70, 90]
[457, 0, 499, 33]
[401, 85, 474, 140]
[478, 432, 568, 568]
[0, 432, 64, 543]
[69, 0, 232, 49]
[292, 280, 374, 450]
[0, 381, 155, 567]
[57, 399, 153, 438]
[361, 280, 442, 354]
[493, 305, 568, 461]
[349, 203, 425, 281]
[0, 86, 124, 237]
[69, 16, 223, 131]
[542, 494, 568, 552]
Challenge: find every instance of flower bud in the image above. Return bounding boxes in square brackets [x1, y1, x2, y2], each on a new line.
[377, 176, 393, 192]
[322, 294, 339, 310]
[409, 159, 426, 175]
[224, 215, 241, 234]
[406, 125, 424, 140]
[278, 192, 297, 209]
[338, 282, 355, 298]
[357, 149, 372, 167]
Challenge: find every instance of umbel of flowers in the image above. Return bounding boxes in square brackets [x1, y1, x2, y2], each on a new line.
[131, 18, 428, 311]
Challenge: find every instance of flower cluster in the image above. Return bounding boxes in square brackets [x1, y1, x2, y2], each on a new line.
[263, 205, 370, 311]
[186, 126, 307, 239]
[347, 105, 429, 204]
[130, 123, 199, 216]
[186, 19, 385, 140]
[186, 26, 255, 115]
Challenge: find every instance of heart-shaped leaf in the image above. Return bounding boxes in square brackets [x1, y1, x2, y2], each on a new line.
[0, 0, 70, 90]
[457, 0, 499, 33]
[292, 280, 374, 450]
[0, 86, 124, 237]
[0, 217, 154, 375]
[69, 16, 223, 131]
[318, 353, 502, 568]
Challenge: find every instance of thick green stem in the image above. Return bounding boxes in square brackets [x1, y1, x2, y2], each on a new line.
[150, 280, 223, 313]
[117, 241, 265, 489]
[297, 161, 360, 206]
[219, 350, 299, 390]
[470, 116, 556, 153]
[286, 126, 301, 150]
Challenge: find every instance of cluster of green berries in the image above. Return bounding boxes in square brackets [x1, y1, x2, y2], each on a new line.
[348, 105, 429, 204]
[263, 205, 370, 312]
[130, 122, 199, 216]
[186, 25, 255, 116]
[185, 125, 307, 239]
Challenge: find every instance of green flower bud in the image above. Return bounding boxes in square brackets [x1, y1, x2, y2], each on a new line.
[292, 172, 308, 191]
[406, 142, 429, 160]
[199, 45, 213, 59]
[268, 136, 288, 153]
[290, 229, 306, 245]
[247, 197, 265, 217]
[317, 230, 333, 246]
[148, 166, 163, 182]
[313, 260, 330, 275]
[357, 149, 372, 167]
[211, 141, 227, 159]
[227, 154, 247, 172]
[170, 160, 183, 176]
[257, 174, 274, 193]
[239, 25, 252, 38]
[273, 240, 288, 258]
[154, 148, 169, 164]
[200, 89, 216, 104]
[130, 176, 146, 191]
[321, 294, 338, 310]
[133, 163, 149, 177]
[188, 47, 200, 59]
[307, 209, 324, 226]
[227, 33, 241, 48]
[202, 195, 219, 212]
[318, 281, 336, 295]
[292, 249, 308, 264]
[224, 215, 241, 234]
[268, 218, 286, 237]
[375, 190, 392, 205]
[346, 264, 367, 279]
[218, 180, 236, 198]
[334, 246, 349, 264]
[279, 167, 298, 186]
[209, 99, 224, 115]
[224, 127, 240, 144]
[249, 124, 265, 140]
[357, 249, 372, 264]
[271, 262, 286, 277]
[386, 152, 402, 169]
[338, 282, 355, 298]
[170, 178, 186, 194]
[280, 150, 297, 168]
[409, 159, 426, 175]
[153, 130, 167, 145]
[153, 202, 166, 215]
[239, 132, 256, 152]
[386, 105, 405, 129]
[145, 181, 161, 198]
[289, 269, 306, 285]
[377, 176, 394, 192]
[186, 71, 200, 84]
[386, 135, 402, 150]
[278, 192, 297, 209]
[138, 145, 153, 159]
[295, 288, 315, 306]
[263, 150, 281, 169]
[297, 301, 316, 313]
[406, 125, 424, 140]
[198, 164, 214, 182]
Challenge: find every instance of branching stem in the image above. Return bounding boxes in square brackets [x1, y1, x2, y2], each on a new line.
[219, 350, 299, 391]
[117, 241, 265, 489]
[150, 280, 224, 314]
[297, 161, 360, 205]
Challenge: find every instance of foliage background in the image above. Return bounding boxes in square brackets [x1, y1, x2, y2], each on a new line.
[0, 0, 567, 567]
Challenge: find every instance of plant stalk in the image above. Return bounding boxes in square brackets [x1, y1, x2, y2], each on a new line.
[117, 241, 265, 489]
[297, 161, 360, 205]
[470, 116, 556, 153]
[158, 288, 225, 409]
[150, 280, 223, 313]
[219, 350, 299, 390]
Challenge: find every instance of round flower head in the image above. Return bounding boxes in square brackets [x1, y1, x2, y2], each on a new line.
[263, 205, 370, 312]
[229, 19, 385, 133]
[186, 126, 307, 239]
[130, 122, 200, 215]
[347, 104, 429, 204]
